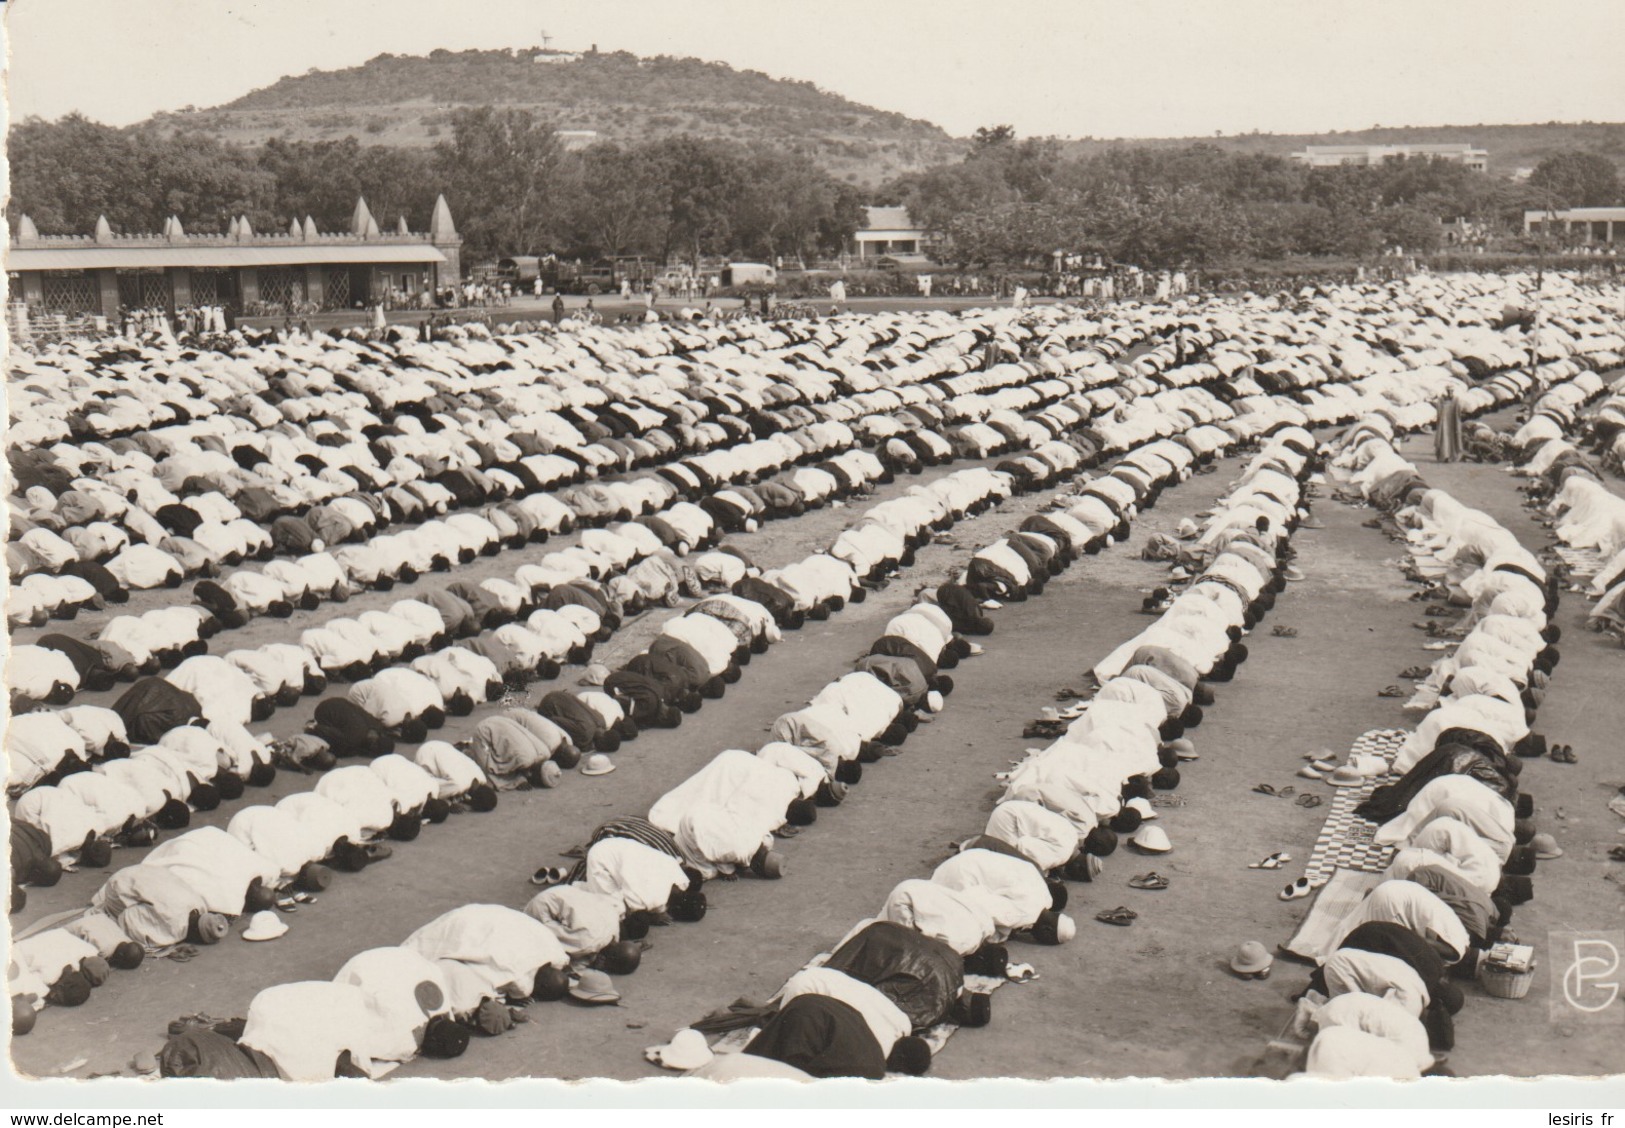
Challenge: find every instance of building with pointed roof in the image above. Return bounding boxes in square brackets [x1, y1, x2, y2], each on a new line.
[6, 196, 463, 326]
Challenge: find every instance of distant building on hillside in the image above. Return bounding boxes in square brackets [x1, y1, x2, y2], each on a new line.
[1291, 143, 1488, 172]
[851, 206, 929, 260]
[533, 51, 584, 64]
[6, 195, 463, 325]
[556, 130, 600, 151]
[1524, 206, 1625, 244]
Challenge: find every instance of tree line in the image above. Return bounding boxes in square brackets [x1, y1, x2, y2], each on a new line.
[880, 128, 1622, 267]
[7, 110, 1621, 272]
[5, 109, 867, 268]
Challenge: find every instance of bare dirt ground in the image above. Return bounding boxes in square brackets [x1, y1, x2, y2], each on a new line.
[11, 416, 1624, 1082]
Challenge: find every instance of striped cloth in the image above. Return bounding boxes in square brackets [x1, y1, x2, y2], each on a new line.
[563, 815, 685, 884]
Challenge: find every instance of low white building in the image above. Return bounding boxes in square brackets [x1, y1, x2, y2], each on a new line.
[851, 206, 927, 260]
[1291, 143, 1488, 172]
[1524, 206, 1625, 244]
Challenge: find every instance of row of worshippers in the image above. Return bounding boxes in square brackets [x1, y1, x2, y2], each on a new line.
[5, 441, 1063, 917]
[484, 464, 1037, 785]
[5, 295, 1181, 613]
[4, 372, 894, 621]
[1293, 420, 1559, 1078]
[210, 502, 1047, 1079]
[9, 735, 510, 1036]
[6, 289, 1547, 845]
[7, 459, 1027, 1010]
[12, 277, 1586, 1066]
[142, 574, 986, 1077]
[206, 422, 1306, 1079]
[684, 428, 1313, 1079]
[3, 284, 1560, 929]
[466, 577, 998, 1080]
[4, 303, 1172, 726]
[990, 431, 1312, 887]
[6, 434, 900, 790]
[10, 545, 692, 889]
[9, 360, 1319, 1040]
[17, 264, 1541, 624]
[3, 284, 1410, 653]
[1514, 375, 1625, 642]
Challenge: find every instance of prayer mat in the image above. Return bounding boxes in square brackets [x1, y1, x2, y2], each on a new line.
[1555, 545, 1608, 582]
[1300, 728, 1407, 887]
[1280, 868, 1384, 963]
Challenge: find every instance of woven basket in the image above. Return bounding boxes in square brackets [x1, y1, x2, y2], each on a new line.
[1480, 961, 1535, 999]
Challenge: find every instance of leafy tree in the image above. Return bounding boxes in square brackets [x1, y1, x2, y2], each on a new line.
[1528, 150, 1621, 207]
[433, 107, 566, 261]
[971, 125, 1017, 152]
[558, 143, 666, 258]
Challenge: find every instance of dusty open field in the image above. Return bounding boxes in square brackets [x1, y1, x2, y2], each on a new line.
[12, 405, 1622, 1083]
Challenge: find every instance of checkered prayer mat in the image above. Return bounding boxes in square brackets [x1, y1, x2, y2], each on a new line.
[1281, 867, 1386, 963]
[1300, 728, 1407, 886]
[1555, 545, 1608, 582]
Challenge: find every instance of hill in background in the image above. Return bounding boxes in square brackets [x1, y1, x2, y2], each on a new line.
[145, 47, 964, 186]
[137, 45, 1624, 187]
[1055, 122, 1625, 176]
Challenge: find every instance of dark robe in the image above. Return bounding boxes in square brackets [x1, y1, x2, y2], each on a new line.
[744, 994, 886, 1080]
[112, 678, 203, 745]
[159, 1028, 281, 1079]
[823, 921, 964, 1032]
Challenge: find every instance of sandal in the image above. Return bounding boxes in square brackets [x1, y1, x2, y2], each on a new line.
[1277, 786, 1295, 798]
[1253, 783, 1278, 796]
[1378, 685, 1405, 697]
[529, 866, 569, 887]
[1280, 878, 1315, 901]
[1095, 906, 1138, 926]
[1608, 846, 1625, 862]
[1297, 765, 1323, 780]
[1551, 745, 1578, 764]
[1296, 794, 1324, 809]
[1399, 666, 1432, 680]
[1249, 852, 1291, 870]
[1271, 626, 1299, 638]
[1128, 872, 1169, 890]
[275, 898, 298, 913]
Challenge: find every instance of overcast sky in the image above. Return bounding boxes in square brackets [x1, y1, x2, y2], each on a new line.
[4, 0, 1622, 139]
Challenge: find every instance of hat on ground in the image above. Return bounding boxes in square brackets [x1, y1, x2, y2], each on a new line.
[1531, 833, 1563, 860]
[193, 911, 229, 945]
[1326, 765, 1365, 787]
[581, 663, 611, 687]
[78, 956, 111, 987]
[1230, 940, 1273, 976]
[535, 760, 564, 788]
[569, 968, 621, 1005]
[242, 910, 288, 942]
[1177, 518, 1198, 539]
[580, 753, 616, 777]
[1166, 737, 1198, 761]
[1132, 824, 1172, 853]
[646, 1028, 713, 1072]
[1125, 797, 1157, 821]
[1349, 753, 1388, 777]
